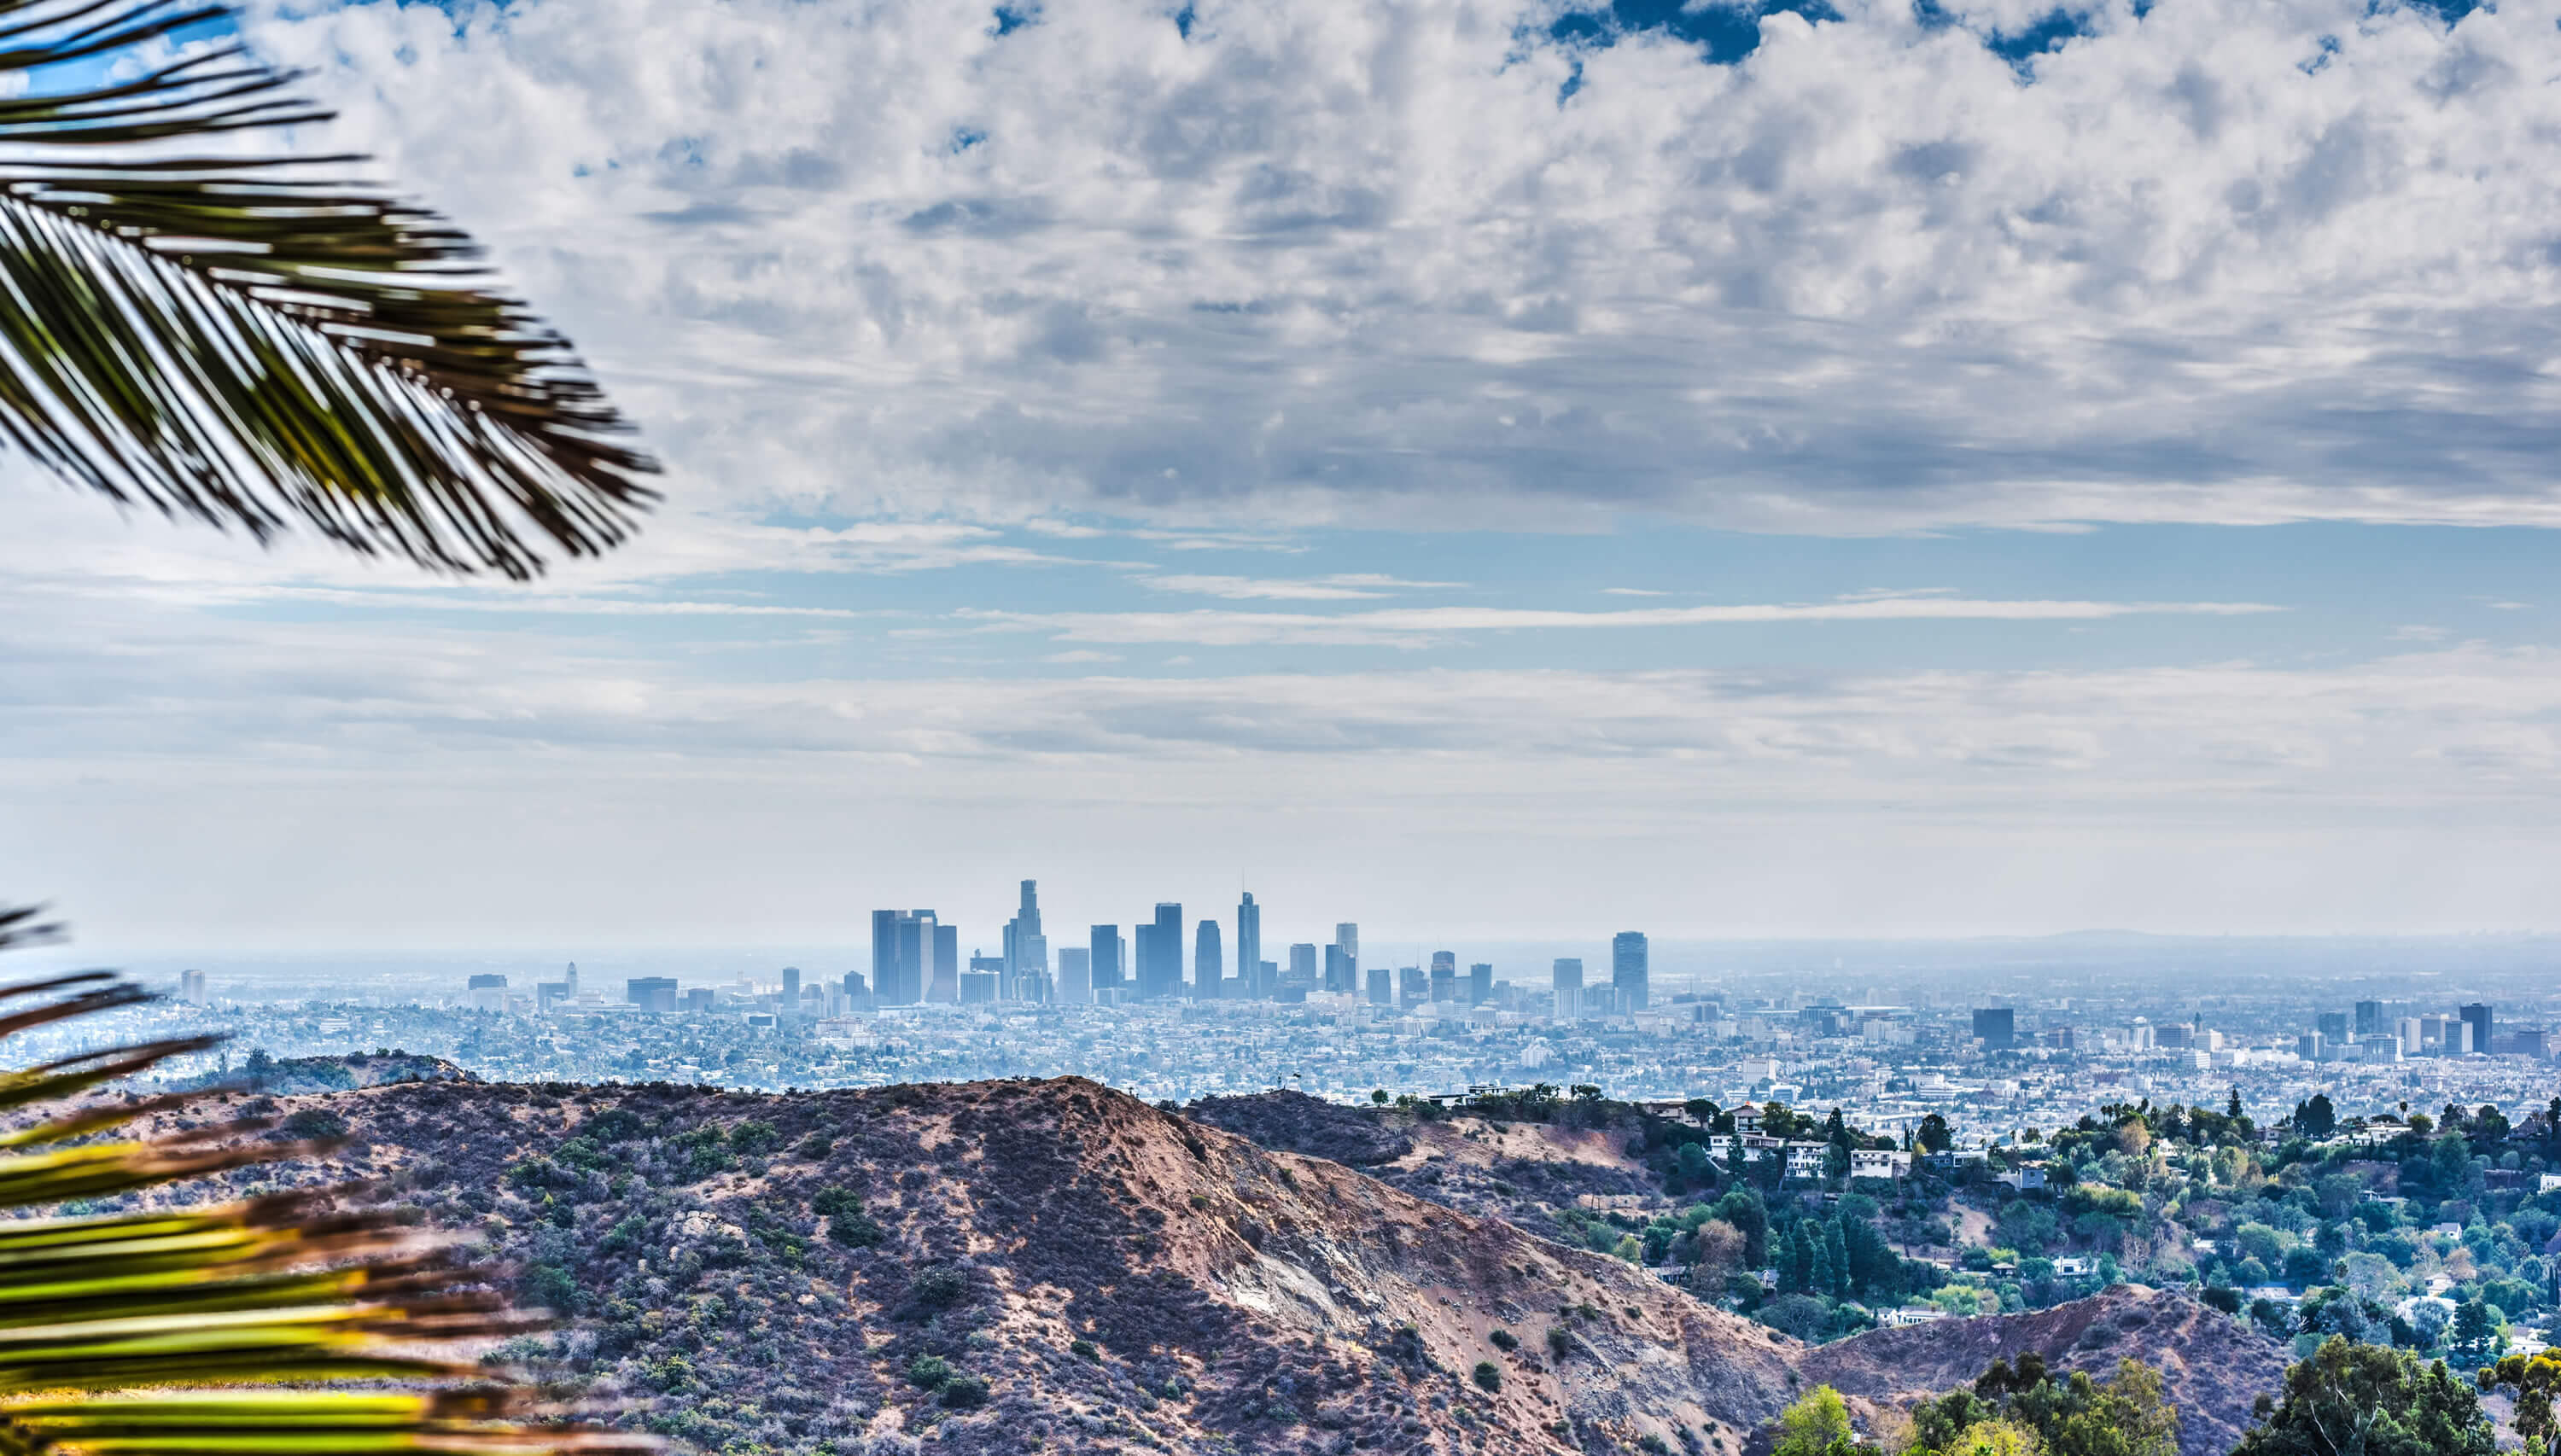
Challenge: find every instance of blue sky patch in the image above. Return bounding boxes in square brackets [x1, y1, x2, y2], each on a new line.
[1549, 0, 1841, 67]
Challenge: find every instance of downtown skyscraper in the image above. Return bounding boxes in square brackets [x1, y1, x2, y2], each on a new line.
[1135, 902, 1184, 999]
[872, 908, 955, 1006]
[1003, 879, 1050, 1000]
[1236, 892, 1263, 999]
[1195, 917, 1223, 997]
[1613, 931, 1649, 1012]
[1088, 924, 1125, 993]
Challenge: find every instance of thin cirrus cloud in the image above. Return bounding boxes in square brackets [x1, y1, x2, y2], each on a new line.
[1132, 573, 1467, 600]
[964, 595, 2283, 647]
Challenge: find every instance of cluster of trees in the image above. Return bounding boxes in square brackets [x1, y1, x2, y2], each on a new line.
[1771, 1355, 2179, 1456]
[1950, 1087, 2561, 1360]
[2049, 1093, 2259, 1157]
[2231, 1338, 2498, 1455]
[1905, 1354, 2179, 1456]
[1774, 1339, 2553, 1456]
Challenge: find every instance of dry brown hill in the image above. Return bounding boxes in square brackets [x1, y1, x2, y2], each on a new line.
[120, 1073, 2288, 1456]
[1187, 1089, 1662, 1241]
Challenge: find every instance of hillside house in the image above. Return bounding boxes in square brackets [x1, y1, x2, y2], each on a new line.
[1850, 1148, 1911, 1180]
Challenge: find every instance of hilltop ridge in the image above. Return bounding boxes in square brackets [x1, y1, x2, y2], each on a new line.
[122, 1075, 2285, 1455]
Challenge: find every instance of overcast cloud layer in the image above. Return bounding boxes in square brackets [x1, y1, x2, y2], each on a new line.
[249, 0, 2561, 533]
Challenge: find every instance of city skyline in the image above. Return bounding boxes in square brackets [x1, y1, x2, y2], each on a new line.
[829, 877, 1689, 1014]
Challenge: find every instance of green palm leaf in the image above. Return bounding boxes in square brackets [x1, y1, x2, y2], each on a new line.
[0, 0, 656, 576]
[0, 913, 649, 1456]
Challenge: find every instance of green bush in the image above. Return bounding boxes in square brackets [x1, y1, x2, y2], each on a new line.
[905, 1354, 952, 1390]
[939, 1374, 989, 1409]
[519, 1261, 578, 1314]
[811, 1187, 886, 1248]
[1546, 1328, 1571, 1360]
[909, 1266, 968, 1308]
[1473, 1360, 1502, 1392]
[281, 1108, 348, 1140]
[1070, 1338, 1099, 1360]
[1489, 1329, 1518, 1351]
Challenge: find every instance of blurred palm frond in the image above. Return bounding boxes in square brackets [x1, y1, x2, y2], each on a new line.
[0, 0, 657, 576]
[0, 922, 649, 1456]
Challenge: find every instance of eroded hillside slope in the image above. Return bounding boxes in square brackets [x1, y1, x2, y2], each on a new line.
[138, 1075, 1803, 1456]
[1187, 1089, 1660, 1242]
[119, 1074, 2290, 1456]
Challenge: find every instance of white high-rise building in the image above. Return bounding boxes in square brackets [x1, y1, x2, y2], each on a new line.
[1057, 946, 1092, 1004]
[1553, 958, 1584, 1021]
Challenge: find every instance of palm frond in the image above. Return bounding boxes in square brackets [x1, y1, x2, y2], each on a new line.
[0, 913, 58, 956]
[0, 958, 650, 1456]
[0, 0, 656, 576]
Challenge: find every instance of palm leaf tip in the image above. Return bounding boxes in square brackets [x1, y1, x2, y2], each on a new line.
[0, 912, 60, 956]
[0, 961, 660, 1456]
[0, 0, 659, 578]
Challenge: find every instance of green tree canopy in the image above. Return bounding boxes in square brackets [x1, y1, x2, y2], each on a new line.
[1911, 1354, 2175, 1456]
[1773, 1385, 1860, 1456]
[2481, 1349, 2561, 1453]
[2232, 1337, 2495, 1456]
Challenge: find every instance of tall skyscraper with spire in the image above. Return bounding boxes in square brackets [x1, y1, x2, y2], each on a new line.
[1236, 892, 1263, 999]
[1003, 879, 1049, 999]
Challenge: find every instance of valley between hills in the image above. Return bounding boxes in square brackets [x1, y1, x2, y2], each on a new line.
[116, 1066, 2292, 1456]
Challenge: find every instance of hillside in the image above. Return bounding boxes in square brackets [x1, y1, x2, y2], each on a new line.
[1187, 1090, 1659, 1242]
[109, 1074, 2289, 1456]
[1801, 1284, 2289, 1456]
[136, 1075, 1808, 1455]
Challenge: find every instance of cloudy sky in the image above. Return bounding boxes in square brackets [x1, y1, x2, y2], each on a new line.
[8, 0, 2561, 952]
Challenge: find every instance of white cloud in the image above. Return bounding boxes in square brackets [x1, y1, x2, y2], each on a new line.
[213, 0, 2561, 539]
[9, 579, 2561, 940]
[963, 594, 2281, 645]
[1133, 572, 1465, 599]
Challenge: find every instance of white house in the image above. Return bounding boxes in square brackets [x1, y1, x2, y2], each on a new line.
[1784, 1142, 1829, 1180]
[1998, 1165, 2049, 1192]
[1851, 1148, 1911, 1181]
[2051, 1256, 2094, 1277]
